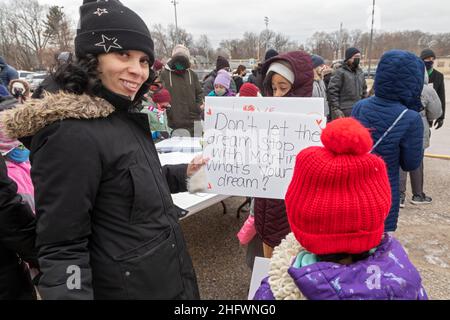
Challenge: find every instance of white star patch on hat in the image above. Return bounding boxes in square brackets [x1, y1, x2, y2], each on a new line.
[95, 34, 122, 53]
[93, 8, 108, 16]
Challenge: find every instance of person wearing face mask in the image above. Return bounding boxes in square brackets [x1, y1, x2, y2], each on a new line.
[0, 0, 206, 300]
[202, 56, 237, 96]
[207, 70, 235, 97]
[420, 49, 446, 130]
[327, 47, 368, 119]
[254, 50, 314, 259]
[232, 65, 246, 92]
[160, 45, 204, 137]
[311, 54, 330, 121]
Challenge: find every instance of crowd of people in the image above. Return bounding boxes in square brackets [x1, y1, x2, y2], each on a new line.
[0, 0, 447, 300]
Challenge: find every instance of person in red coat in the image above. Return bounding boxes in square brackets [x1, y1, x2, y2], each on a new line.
[254, 50, 314, 258]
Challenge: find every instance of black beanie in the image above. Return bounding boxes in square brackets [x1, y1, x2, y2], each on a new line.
[75, 0, 154, 64]
[420, 49, 436, 60]
[264, 49, 279, 61]
[345, 47, 361, 62]
[216, 56, 230, 71]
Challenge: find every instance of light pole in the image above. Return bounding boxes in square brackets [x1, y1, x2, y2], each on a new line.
[367, 0, 375, 78]
[171, 0, 179, 44]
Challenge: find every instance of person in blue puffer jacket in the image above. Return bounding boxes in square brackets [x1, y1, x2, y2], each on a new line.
[352, 50, 424, 232]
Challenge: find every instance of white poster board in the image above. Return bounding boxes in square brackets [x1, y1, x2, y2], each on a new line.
[248, 257, 271, 300]
[204, 97, 325, 199]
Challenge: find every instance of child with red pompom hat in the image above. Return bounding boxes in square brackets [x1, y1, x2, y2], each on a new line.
[253, 118, 427, 300]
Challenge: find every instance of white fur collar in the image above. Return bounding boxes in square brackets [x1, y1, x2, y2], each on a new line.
[268, 233, 306, 300]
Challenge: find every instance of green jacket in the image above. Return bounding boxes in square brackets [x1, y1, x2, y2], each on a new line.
[160, 67, 204, 132]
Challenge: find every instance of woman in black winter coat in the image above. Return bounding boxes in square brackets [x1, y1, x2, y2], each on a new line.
[0, 0, 206, 300]
[0, 154, 37, 300]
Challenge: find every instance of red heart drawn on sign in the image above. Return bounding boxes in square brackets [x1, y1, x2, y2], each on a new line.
[208, 183, 212, 190]
[316, 119, 323, 126]
[207, 109, 212, 116]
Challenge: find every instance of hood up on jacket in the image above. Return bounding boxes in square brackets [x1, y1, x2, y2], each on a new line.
[374, 50, 424, 111]
[261, 51, 314, 98]
[0, 92, 115, 140]
[0, 56, 6, 67]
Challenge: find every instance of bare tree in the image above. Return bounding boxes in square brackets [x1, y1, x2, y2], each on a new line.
[273, 33, 290, 53]
[151, 23, 194, 59]
[7, 0, 53, 69]
[194, 34, 213, 63]
[258, 29, 276, 58]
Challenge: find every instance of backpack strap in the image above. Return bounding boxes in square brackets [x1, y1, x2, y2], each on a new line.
[371, 109, 408, 153]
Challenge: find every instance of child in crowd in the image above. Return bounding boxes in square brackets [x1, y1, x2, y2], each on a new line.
[399, 67, 442, 206]
[0, 130, 34, 211]
[236, 82, 262, 246]
[254, 50, 314, 258]
[141, 88, 172, 141]
[253, 118, 427, 300]
[310, 54, 330, 120]
[237, 82, 261, 97]
[208, 69, 235, 97]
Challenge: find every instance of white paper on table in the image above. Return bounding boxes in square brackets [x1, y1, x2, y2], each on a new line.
[155, 137, 203, 153]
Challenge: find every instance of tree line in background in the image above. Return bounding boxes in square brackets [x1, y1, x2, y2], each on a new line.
[1, 0, 449, 71]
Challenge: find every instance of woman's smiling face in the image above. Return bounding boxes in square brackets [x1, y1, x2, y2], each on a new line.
[97, 50, 150, 100]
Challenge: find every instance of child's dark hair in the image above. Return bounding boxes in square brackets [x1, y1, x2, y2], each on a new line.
[236, 65, 246, 75]
[318, 251, 371, 264]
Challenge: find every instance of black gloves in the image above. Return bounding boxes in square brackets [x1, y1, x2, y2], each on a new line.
[434, 118, 444, 130]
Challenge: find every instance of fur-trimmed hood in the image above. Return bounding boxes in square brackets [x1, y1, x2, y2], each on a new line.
[0, 92, 115, 139]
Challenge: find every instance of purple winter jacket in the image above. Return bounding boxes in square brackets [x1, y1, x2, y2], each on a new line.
[254, 235, 428, 300]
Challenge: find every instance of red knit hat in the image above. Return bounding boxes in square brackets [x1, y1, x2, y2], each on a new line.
[152, 88, 171, 104]
[239, 83, 260, 97]
[285, 118, 391, 255]
[153, 59, 164, 72]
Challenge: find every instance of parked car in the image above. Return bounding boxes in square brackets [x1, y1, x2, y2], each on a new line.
[17, 70, 33, 80]
[363, 67, 377, 79]
[27, 73, 48, 92]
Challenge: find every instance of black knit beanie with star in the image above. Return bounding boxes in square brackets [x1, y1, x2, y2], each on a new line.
[75, 0, 154, 65]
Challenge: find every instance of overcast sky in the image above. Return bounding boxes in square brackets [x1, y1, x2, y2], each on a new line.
[38, 0, 450, 47]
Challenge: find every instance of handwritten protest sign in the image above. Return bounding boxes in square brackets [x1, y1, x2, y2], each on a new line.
[203, 97, 325, 199]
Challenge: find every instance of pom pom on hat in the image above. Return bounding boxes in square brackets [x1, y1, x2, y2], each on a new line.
[321, 118, 373, 155]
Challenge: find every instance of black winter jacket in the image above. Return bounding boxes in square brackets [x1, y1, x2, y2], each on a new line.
[429, 69, 446, 120]
[0, 90, 199, 300]
[327, 64, 367, 112]
[0, 155, 37, 300]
